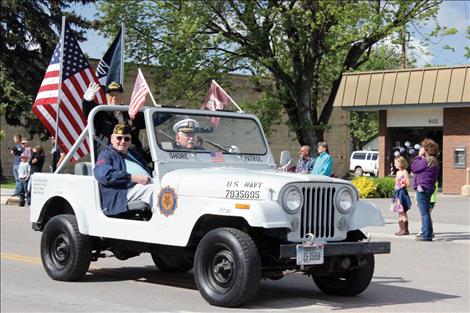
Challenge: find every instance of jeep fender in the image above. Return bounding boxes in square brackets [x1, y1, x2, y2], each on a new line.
[39, 193, 90, 234]
[347, 200, 385, 231]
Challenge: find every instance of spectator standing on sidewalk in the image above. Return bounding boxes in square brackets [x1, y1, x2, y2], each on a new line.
[391, 157, 412, 236]
[295, 145, 315, 173]
[17, 153, 30, 207]
[310, 142, 333, 176]
[411, 138, 439, 242]
[22, 139, 32, 162]
[27, 145, 45, 205]
[10, 134, 24, 196]
[416, 181, 438, 239]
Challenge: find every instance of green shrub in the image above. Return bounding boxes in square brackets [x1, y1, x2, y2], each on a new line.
[374, 177, 395, 198]
[352, 177, 378, 198]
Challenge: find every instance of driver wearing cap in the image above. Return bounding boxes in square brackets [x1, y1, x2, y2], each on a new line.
[173, 118, 203, 150]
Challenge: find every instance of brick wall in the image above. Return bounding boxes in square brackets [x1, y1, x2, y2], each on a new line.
[378, 110, 387, 177]
[443, 108, 470, 194]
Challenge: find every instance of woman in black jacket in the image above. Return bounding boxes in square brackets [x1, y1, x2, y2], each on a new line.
[27, 145, 45, 205]
[30, 145, 45, 174]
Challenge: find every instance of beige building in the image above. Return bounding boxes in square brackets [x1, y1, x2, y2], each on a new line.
[334, 65, 470, 194]
[1, 62, 350, 179]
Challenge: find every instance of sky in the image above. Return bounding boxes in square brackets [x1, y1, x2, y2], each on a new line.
[75, 1, 469, 67]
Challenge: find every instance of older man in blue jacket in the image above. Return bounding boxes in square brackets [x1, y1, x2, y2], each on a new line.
[94, 124, 154, 217]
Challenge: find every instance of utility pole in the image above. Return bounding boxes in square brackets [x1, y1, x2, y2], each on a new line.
[400, 26, 409, 69]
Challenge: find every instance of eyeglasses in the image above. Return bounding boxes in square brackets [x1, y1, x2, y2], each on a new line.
[115, 136, 131, 142]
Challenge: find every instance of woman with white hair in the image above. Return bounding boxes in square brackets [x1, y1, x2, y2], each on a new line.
[310, 142, 333, 176]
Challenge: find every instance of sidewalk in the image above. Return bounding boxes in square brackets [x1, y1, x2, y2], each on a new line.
[364, 196, 470, 244]
[0, 188, 18, 205]
[363, 219, 470, 244]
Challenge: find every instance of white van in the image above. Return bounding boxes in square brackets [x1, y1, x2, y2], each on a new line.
[349, 151, 379, 176]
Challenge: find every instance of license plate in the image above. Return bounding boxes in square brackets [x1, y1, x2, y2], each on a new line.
[296, 244, 324, 265]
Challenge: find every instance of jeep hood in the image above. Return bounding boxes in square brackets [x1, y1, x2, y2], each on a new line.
[160, 167, 349, 200]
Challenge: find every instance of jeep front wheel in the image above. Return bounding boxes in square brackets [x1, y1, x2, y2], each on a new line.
[41, 214, 92, 281]
[194, 228, 261, 307]
[151, 253, 193, 273]
[312, 254, 375, 296]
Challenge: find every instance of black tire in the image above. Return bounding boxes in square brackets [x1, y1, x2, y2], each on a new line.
[312, 254, 375, 296]
[354, 167, 363, 176]
[194, 228, 261, 307]
[40, 214, 92, 281]
[151, 253, 193, 273]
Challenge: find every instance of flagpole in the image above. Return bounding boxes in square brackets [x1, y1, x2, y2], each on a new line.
[212, 79, 244, 112]
[53, 16, 66, 152]
[138, 68, 160, 107]
[120, 23, 125, 85]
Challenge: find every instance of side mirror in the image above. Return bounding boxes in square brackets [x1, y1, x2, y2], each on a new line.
[279, 150, 291, 171]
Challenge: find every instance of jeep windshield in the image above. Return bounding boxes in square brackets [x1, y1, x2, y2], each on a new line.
[154, 112, 267, 155]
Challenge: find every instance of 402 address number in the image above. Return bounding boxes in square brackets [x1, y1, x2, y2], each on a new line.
[225, 190, 260, 199]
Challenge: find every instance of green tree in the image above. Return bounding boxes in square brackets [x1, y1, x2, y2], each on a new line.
[99, 0, 441, 147]
[0, 0, 96, 138]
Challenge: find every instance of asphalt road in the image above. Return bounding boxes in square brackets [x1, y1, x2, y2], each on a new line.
[1, 196, 469, 312]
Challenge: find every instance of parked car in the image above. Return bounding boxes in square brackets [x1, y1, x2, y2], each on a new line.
[349, 151, 379, 176]
[30, 105, 390, 307]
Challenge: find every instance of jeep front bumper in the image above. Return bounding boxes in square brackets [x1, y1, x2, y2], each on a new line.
[279, 241, 391, 259]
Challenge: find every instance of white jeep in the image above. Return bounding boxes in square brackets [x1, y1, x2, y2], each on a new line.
[30, 105, 390, 307]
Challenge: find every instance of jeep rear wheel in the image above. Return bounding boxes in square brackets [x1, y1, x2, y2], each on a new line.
[151, 253, 193, 273]
[312, 254, 375, 296]
[41, 214, 91, 281]
[194, 228, 261, 307]
[354, 167, 363, 176]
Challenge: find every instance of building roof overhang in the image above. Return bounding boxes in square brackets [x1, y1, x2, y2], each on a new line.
[334, 65, 470, 111]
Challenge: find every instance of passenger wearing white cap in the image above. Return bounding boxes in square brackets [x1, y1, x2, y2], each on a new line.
[173, 118, 203, 150]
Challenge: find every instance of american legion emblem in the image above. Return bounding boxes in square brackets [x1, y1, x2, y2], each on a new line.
[158, 186, 178, 217]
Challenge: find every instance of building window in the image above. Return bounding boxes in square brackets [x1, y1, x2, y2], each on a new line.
[454, 147, 466, 169]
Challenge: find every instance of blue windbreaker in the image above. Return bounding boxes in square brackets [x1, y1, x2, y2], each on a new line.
[94, 146, 151, 216]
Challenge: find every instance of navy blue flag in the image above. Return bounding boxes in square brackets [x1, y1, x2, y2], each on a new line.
[96, 27, 123, 88]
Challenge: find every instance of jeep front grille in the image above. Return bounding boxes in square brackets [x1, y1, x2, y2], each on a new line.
[300, 186, 336, 239]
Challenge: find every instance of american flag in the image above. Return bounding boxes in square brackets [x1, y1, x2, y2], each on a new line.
[210, 151, 224, 162]
[128, 68, 150, 119]
[33, 24, 106, 161]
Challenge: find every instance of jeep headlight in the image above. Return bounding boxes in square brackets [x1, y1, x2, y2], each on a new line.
[282, 186, 303, 214]
[335, 187, 354, 214]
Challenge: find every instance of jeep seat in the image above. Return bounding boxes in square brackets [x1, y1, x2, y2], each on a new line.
[126, 200, 152, 221]
[74, 162, 92, 176]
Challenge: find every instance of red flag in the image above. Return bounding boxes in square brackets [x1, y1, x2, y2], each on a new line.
[202, 80, 231, 111]
[202, 80, 231, 126]
[128, 69, 150, 119]
[32, 24, 105, 162]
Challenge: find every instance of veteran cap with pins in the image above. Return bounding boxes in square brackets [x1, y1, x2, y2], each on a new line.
[106, 81, 124, 93]
[113, 124, 131, 135]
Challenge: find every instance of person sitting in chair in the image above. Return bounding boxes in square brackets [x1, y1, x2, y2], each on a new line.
[94, 124, 154, 217]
